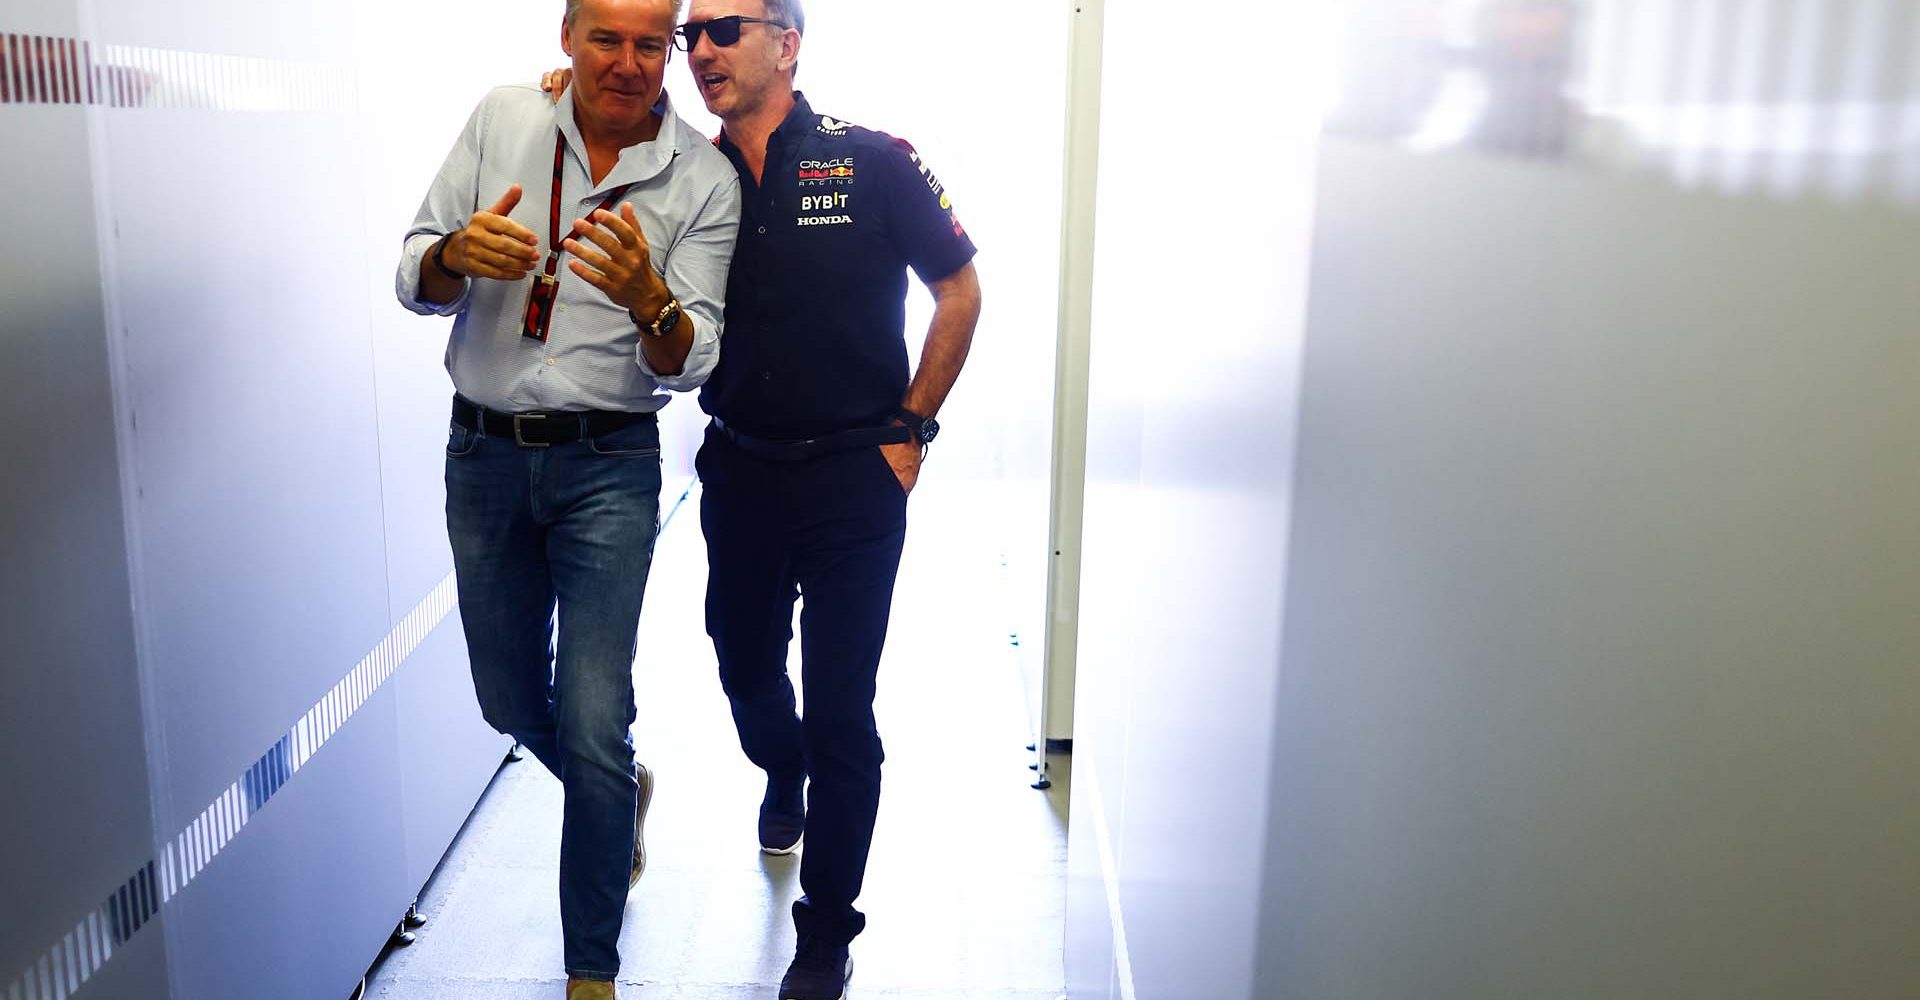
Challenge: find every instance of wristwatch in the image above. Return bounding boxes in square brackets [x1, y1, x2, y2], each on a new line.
[632, 298, 684, 338]
[894, 406, 940, 448]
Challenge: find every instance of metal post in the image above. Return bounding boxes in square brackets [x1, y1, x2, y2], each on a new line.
[1038, 0, 1106, 789]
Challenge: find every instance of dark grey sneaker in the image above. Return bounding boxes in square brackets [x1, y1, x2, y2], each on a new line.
[778, 934, 851, 1000]
[629, 763, 654, 889]
[759, 771, 805, 855]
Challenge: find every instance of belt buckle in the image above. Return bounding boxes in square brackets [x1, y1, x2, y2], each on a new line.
[513, 413, 550, 448]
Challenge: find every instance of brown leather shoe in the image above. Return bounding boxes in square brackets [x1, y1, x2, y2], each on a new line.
[629, 763, 653, 889]
[565, 978, 616, 1000]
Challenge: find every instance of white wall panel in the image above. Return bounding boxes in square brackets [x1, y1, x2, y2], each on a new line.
[100, 98, 394, 840]
[0, 80, 171, 1000]
[2, 0, 563, 996]
[1263, 6, 1920, 992]
[1068, 2, 1920, 998]
[1256, 138, 1920, 1000]
[1064, 0, 1330, 995]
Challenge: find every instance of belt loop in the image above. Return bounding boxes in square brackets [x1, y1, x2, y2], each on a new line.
[454, 395, 480, 438]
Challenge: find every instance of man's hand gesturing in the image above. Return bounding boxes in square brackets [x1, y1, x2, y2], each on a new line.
[442, 185, 542, 281]
[563, 203, 669, 317]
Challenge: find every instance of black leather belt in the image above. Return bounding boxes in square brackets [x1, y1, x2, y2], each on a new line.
[453, 395, 655, 448]
[711, 416, 910, 462]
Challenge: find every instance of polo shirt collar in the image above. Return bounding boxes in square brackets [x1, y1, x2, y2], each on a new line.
[718, 90, 819, 160]
[555, 85, 686, 196]
[772, 90, 817, 145]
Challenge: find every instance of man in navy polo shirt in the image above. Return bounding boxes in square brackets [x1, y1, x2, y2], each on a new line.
[690, 3, 980, 996]
[554, 1, 982, 994]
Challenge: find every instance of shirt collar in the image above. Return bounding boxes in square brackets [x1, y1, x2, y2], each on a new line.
[717, 90, 819, 160]
[773, 90, 817, 144]
[555, 86, 685, 195]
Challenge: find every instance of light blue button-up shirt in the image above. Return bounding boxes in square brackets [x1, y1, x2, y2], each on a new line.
[397, 84, 741, 414]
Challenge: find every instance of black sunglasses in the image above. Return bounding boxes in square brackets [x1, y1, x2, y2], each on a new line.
[673, 15, 789, 52]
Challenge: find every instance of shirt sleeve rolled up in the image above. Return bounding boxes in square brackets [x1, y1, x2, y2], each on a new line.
[636, 169, 742, 391]
[395, 98, 487, 317]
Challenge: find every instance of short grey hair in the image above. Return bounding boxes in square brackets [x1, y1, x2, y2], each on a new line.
[565, 0, 685, 28]
[763, 0, 805, 35]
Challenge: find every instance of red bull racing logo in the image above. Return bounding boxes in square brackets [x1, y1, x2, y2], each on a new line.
[799, 157, 855, 185]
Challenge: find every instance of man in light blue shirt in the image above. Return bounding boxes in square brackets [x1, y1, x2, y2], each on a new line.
[395, 1, 739, 996]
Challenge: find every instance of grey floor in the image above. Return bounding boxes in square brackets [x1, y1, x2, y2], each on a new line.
[365, 480, 1069, 1000]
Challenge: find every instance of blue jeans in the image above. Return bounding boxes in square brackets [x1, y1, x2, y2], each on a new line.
[444, 407, 662, 981]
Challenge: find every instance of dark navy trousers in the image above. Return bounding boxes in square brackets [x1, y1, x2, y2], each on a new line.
[696, 424, 908, 945]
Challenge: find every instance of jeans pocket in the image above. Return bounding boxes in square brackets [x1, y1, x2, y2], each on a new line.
[588, 419, 661, 457]
[446, 422, 479, 457]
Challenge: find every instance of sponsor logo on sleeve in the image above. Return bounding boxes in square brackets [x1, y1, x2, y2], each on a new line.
[903, 148, 965, 238]
[817, 115, 851, 136]
[907, 149, 946, 199]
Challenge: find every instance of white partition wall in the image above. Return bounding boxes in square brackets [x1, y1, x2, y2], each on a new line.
[0, 4, 174, 996]
[1062, 0, 1333, 996]
[1066, 1, 1920, 998]
[1257, 134, 1920, 1000]
[0, 2, 581, 997]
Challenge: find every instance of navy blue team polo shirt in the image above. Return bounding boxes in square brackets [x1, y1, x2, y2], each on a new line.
[701, 92, 977, 440]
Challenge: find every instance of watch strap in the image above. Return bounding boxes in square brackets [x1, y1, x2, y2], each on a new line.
[894, 406, 937, 445]
[430, 236, 461, 280]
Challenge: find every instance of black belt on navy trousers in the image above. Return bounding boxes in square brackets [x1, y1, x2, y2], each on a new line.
[710, 416, 910, 462]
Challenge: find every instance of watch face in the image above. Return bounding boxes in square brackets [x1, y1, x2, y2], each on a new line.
[920, 417, 940, 444]
[656, 300, 683, 337]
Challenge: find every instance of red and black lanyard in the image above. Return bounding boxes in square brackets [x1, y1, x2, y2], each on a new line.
[521, 130, 635, 342]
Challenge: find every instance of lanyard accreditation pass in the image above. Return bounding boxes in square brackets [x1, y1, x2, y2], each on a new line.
[521, 130, 636, 343]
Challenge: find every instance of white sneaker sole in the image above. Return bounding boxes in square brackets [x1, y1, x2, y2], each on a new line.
[629, 764, 654, 889]
[760, 833, 802, 856]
